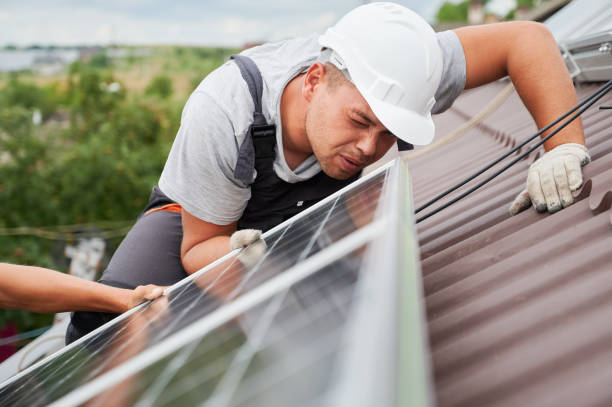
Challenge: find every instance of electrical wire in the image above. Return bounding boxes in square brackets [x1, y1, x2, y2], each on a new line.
[416, 80, 612, 224]
[0, 326, 52, 347]
[416, 80, 612, 215]
[18, 334, 66, 372]
[0, 221, 134, 240]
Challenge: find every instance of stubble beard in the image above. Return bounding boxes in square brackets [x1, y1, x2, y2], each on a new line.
[304, 105, 351, 180]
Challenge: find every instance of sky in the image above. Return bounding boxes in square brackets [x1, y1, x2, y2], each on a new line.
[0, 0, 517, 47]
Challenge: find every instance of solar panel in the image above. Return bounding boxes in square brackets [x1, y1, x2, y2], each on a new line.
[78, 247, 369, 407]
[0, 158, 432, 406]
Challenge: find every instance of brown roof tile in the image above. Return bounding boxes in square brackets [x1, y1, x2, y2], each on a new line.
[410, 81, 612, 406]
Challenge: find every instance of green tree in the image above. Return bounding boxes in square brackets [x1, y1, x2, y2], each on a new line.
[89, 51, 111, 68]
[0, 74, 60, 119]
[0, 44, 230, 353]
[145, 75, 173, 99]
[436, 0, 470, 23]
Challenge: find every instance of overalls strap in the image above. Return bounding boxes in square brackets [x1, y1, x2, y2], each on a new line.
[230, 54, 276, 182]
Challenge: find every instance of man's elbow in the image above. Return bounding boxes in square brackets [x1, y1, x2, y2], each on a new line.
[513, 21, 555, 45]
[181, 247, 200, 275]
[180, 235, 204, 275]
[505, 21, 561, 79]
[180, 235, 233, 275]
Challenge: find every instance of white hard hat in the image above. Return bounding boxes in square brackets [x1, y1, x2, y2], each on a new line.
[319, 2, 443, 146]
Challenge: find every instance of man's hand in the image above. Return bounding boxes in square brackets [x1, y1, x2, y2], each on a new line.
[230, 229, 267, 268]
[509, 143, 590, 215]
[126, 285, 165, 310]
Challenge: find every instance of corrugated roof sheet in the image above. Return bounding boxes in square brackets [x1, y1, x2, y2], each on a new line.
[409, 80, 612, 407]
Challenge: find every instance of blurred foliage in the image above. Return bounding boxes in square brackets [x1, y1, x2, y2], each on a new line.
[434, 0, 536, 23]
[0, 45, 236, 338]
[89, 51, 111, 68]
[146, 75, 173, 99]
[436, 0, 470, 22]
[0, 74, 61, 119]
[516, 0, 535, 8]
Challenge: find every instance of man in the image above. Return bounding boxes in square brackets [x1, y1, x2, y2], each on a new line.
[67, 3, 589, 342]
[0, 263, 164, 314]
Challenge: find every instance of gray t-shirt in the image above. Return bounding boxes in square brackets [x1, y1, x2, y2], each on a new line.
[158, 30, 466, 225]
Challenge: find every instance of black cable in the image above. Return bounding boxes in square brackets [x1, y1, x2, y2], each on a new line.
[415, 80, 612, 214]
[600, 106, 612, 109]
[416, 80, 612, 224]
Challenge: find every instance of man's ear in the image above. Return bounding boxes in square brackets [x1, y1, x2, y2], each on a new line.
[302, 62, 326, 102]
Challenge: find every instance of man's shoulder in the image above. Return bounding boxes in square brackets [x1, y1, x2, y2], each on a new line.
[196, 34, 320, 101]
[245, 35, 320, 74]
[190, 34, 320, 133]
[242, 34, 321, 64]
[432, 30, 466, 114]
[189, 60, 254, 141]
[242, 35, 321, 105]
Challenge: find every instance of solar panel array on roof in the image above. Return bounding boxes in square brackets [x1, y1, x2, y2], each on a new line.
[545, 0, 612, 42]
[562, 31, 612, 83]
[0, 159, 432, 407]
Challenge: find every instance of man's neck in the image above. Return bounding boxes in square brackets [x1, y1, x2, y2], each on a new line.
[280, 73, 312, 171]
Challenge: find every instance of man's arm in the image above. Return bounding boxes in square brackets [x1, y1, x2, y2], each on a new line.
[454, 22, 589, 214]
[180, 209, 266, 299]
[0, 263, 163, 314]
[455, 21, 583, 149]
[180, 209, 236, 275]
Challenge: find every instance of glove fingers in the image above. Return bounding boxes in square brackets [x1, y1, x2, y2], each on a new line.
[237, 239, 267, 268]
[553, 161, 573, 208]
[230, 229, 262, 250]
[522, 143, 589, 215]
[538, 167, 562, 213]
[565, 157, 583, 191]
[526, 169, 547, 213]
[509, 189, 531, 216]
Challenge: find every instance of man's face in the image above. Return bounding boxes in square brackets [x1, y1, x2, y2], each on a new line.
[304, 75, 397, 180]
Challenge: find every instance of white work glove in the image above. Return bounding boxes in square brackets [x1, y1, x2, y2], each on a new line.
[509, 143, 590, 215]
[230, 229, 267, 268]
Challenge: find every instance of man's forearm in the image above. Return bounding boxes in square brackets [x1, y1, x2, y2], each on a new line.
[456, 21, 585, 151]
[181, 235, 232, 275]
[0, 263, 131, 314]
[181, 236, 239, 298]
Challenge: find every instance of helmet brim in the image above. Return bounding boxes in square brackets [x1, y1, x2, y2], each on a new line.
[364, 92, 436, 146]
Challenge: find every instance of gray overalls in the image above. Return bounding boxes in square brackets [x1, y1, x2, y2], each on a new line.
[66, 54, 362, 343]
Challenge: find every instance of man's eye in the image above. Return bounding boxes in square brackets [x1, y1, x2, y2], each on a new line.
[351, 119, 368, 128]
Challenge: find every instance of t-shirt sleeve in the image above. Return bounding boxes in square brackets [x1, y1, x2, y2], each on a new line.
[158, 90, 250, 225]
[432, 30, 466, 115]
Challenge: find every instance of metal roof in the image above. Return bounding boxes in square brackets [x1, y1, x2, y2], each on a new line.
[410, 80, 612, 406]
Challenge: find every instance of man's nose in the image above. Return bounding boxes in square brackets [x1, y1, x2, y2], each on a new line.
[355, 130, 377, 158]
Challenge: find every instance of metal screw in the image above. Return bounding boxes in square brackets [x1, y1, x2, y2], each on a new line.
[599, 42, 612, 55]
